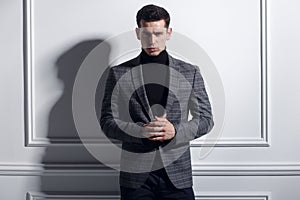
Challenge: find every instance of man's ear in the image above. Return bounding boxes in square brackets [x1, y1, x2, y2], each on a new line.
[166, 27, 172, 40]
[135, 28, 141, 40]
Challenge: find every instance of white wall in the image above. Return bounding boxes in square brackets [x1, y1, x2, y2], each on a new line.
[1, 0, 300, 199]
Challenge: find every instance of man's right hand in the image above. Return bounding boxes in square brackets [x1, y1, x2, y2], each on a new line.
[142, 114, 176, 142]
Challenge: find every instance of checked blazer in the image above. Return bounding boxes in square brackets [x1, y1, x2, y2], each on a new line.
[100, 52, 214, 189]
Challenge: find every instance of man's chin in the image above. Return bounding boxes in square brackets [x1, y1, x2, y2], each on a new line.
[145, 49, 161, 56]
[148, 52, 160, 56]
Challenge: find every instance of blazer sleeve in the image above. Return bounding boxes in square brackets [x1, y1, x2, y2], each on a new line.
[172, 66, 214, 146]
[99, 67, 145, 144]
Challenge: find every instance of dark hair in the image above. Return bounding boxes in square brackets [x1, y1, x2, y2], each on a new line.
[136, 4, 170, 28]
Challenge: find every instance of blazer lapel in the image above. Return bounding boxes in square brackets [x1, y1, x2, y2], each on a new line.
[165, 55, 179, 114]
[130, 54, 179, 121]
[130, 57, 153, 121]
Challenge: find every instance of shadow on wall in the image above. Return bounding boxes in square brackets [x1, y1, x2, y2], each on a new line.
[40, 39, 120, 194]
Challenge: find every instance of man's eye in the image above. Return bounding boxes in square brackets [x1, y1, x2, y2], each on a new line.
[155, 32, 163, 36]
[142, 32, 151, 37]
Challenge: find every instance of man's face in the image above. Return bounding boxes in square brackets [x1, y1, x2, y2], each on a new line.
[136, 19, 172, 56]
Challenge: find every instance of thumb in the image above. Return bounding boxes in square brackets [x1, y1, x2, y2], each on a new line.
[154, 113, 167, 121]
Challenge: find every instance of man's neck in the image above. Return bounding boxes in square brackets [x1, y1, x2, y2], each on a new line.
[140, 49, 169, 65]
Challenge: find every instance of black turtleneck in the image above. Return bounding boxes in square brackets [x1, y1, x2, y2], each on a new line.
[140, 49, 169, 65]
[140, 49, 170, 117]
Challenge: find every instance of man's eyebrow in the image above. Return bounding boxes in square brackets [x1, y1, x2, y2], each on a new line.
[153, 29, 166, 33]
[140, 28, 166, 33]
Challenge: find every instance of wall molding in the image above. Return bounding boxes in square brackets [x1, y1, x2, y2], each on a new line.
[195, 193, 269, 200]
[192, 163, 300, 176]
[24, 0, 270, 147]
[27, 193, 119, 200]
[1, 163, 300, 176]
[27, 192, 270, 200]
[192, 0, 269, 148]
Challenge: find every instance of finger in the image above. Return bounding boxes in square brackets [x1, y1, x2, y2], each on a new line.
[149, 136, 164, 141]
[143, 123, 149, 127]
[161, 113, 167, 118]
[143, 131, 162, 138]
[147, 132, 164, 138]
[154, 115, 168, 122]
[147, 121, 166, 127]
[144, 126, 164, 132]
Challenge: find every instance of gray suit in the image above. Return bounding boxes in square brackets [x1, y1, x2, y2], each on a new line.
[100, 53, 214, 189]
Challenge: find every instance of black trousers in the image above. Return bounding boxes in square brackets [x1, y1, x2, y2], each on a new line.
[120, 168, 195, 200]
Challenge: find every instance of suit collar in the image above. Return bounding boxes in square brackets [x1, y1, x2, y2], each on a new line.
[165, 55, 179, 114]
[130, 65, 153, 120]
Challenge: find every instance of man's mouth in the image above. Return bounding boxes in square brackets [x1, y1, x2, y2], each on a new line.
[147, 47, 158, 52]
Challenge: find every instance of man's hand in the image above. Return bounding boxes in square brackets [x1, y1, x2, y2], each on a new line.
[143, 114, 176, 142]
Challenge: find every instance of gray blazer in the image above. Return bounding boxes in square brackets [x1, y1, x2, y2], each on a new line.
[100, 53, 214, 189]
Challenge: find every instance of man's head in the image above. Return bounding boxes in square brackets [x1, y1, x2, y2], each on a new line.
[136, 4, 170, 28]
[135, 4, 172, 56]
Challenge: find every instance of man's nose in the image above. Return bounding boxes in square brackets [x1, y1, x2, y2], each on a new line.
[148, 34, 155, 44]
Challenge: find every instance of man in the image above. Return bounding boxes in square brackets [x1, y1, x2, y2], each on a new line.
[100, 4, 214, 200]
